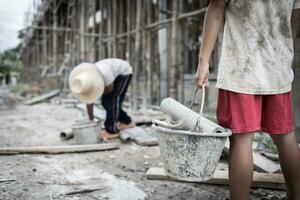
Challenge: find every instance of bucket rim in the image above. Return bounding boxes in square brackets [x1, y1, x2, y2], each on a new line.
[72, 121, 100, 129]
[152, 124, 232, 137]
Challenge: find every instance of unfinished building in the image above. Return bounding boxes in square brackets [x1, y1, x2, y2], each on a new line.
[20, 0, 300, 138]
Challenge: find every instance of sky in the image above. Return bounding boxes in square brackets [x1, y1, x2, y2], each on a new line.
[0, 0, 31, 53]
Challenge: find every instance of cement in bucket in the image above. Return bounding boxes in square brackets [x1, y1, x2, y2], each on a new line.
[153, 87, 232, 182]
[72, 120, 101, 144]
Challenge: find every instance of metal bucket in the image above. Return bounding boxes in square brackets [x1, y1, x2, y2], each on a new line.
[152, 124, 231, 182]
[72, 120, 101, 144]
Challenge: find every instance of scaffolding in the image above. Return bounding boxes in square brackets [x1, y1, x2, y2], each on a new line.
[20, 0, 223, 108]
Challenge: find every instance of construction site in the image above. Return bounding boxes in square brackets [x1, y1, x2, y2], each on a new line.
[1, 0, 300, 199]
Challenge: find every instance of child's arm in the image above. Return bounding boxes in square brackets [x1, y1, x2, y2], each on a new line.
[291, 9, 300, 47]
[86, 104, 94, 121]
[195, 0, 226, 88]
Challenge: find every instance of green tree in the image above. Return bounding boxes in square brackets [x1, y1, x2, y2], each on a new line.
[0, 45, 23, 73]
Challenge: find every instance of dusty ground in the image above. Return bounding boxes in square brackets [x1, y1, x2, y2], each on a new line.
[0, 102, 286, 200]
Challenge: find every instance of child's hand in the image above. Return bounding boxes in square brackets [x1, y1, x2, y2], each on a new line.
[195, 61, 209, 88]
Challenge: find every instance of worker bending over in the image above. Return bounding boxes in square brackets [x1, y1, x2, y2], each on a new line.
[69, 58, 135, 140]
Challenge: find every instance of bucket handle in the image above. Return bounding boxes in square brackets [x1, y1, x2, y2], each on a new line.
[189, 85, 205, 116]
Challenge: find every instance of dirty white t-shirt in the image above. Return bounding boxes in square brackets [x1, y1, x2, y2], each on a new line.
[95, 58, 133, 86]
[216, 0, 300, 94]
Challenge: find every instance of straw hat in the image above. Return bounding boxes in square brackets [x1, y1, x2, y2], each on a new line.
[69, 63, 104, 104]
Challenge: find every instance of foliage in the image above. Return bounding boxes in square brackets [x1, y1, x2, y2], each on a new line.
[0, 45, 23, 73]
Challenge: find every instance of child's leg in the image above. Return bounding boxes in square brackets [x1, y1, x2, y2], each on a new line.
[117, 75, 132, 124]
[229, 133, 255, 200]
[270, 132, 300, 199]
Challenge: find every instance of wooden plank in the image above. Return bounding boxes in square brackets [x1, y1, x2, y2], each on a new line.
[224, 140, 281, 173]
[146, 167, 285, 190]
[65, 187, 104, 195]
[0, 179, 16, 183]
[24, 89, 60, 105]
[170, 0, 179, 98]
[0, 143, 119, 155]
[146, 8, 207, 29]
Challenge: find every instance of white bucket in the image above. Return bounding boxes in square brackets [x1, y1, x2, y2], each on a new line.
[152, 124, 231, 182]
[152, 87, 232, 182]
[72, 120, 101, 144]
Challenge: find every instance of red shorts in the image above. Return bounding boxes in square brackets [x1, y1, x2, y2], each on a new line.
[216, 89, 294, 134]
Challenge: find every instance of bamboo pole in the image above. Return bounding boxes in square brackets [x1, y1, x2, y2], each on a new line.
[133, 0, 143, 110]
[112, 0, 118, 57]
[107, 0, 112, 57]
[98, 0, 104, 59]
[170, 0, 179, 98]
[118, 0, 124, 57]
[42, 19, 48, 68]
[80, 1, 85, 61]
[126, 0, 134, 109]
[52, 0, 58, 73]
[126, 0, 131, 61]
[90, 0, 96, 61]
[0, 143, 120, 155]
[179, 0, 185, 103]
[141, 0, 147, 110]
[146, 7, 207, 29]
[146, 0, 153, 104]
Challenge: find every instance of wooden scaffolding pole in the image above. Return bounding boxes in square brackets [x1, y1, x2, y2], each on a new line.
[107, 0, 112, 57]
[126, 0, 131, 61]
[52, 0, 58, 73]
[133, 0, 143, 110]
[98, 0, 104, 59]
[80, 1, 86, 61]
[112, 0, 118, 57]
[146, 0, 153, 104]
[89, 0, 96, 61]
[170, 0, 179, 99]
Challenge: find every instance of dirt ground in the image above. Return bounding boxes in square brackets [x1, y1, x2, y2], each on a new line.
[0, 103, 286, 200]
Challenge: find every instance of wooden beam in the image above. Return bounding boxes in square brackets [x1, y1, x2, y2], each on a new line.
[52, 0, 58, 73]
[24, 89, 60, 105]
[178, 7, 207, 20]
[170, 0, 179, 98]
[0, 143, 119, 155]
[112, 0, 118, 57]
[146, 167, 286, 190]
[146, 0, 153, 105]
[132, 0, 143, 110]
[98, 0, 104, 59]
[146, 7, 207, 30]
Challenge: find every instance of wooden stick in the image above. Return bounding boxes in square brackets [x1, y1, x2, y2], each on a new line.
[0, 143, 119, 155]
[146, 167, 286, 190]
[0, 179, 16, 183]
[146, 7, 207, 29]
[65, 187, 104, 195]
[132, 0, 143, 111]
[24, 90, 60, 105]
[170, 0, 179, 98]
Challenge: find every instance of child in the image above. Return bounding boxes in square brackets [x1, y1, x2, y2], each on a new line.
[69, 59, 135, 141]
[195, 0, 300, 199]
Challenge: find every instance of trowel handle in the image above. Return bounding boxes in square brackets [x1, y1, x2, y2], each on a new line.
[189, 85, 205, 116]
